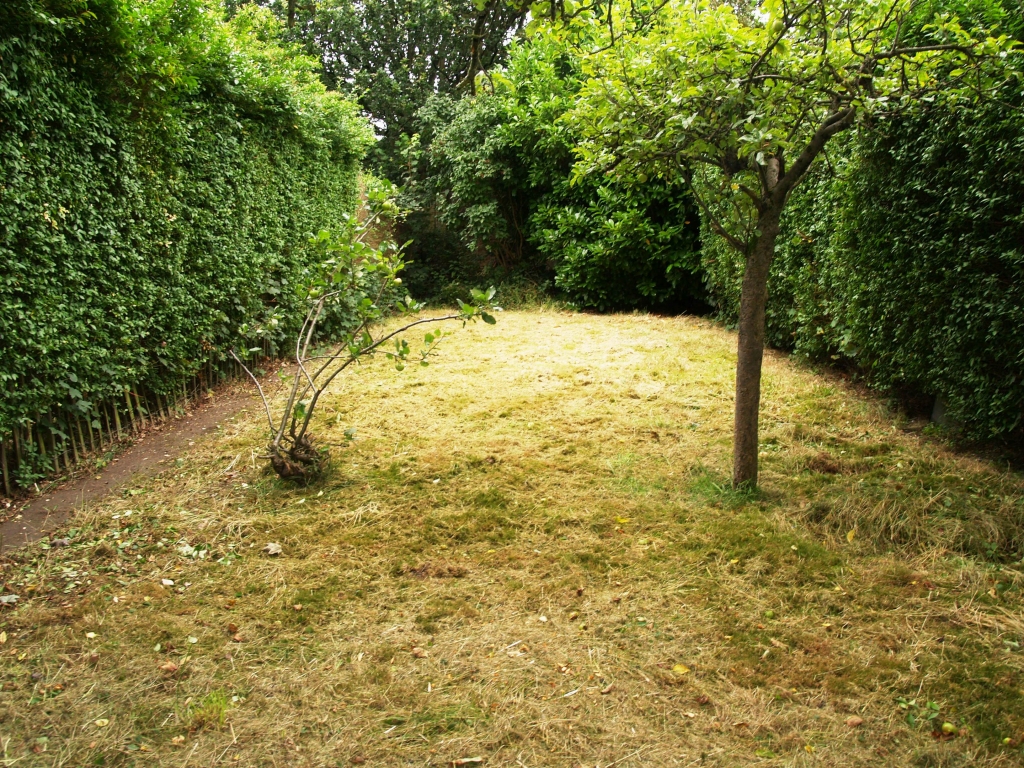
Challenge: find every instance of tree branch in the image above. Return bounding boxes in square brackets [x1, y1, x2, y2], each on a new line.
[773, 106, 855, 206]
[686, 179, 749, 254]
[230, 349, 275, 434]
[873, 43, 972, 61]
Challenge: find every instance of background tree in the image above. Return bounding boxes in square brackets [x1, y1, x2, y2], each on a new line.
[313, 0, 526, 177]
[225, 0, 526, 178]
[571, 0, 1019, 487]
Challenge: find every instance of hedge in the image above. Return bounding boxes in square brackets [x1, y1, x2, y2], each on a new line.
[0, 0, 372, 489]
[702, 87, 1024, 439]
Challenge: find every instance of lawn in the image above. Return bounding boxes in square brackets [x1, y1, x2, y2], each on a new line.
[1, 310, 1022, 767]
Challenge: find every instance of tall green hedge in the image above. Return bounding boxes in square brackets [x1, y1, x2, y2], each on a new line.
[0, 0, 371, 486]
[702, 87, 1024, 438]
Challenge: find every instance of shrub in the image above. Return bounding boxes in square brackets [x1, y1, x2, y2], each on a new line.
[400, 33, 705, 312]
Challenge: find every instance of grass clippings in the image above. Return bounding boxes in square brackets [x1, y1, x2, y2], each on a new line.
[1, 310, 1023, 767]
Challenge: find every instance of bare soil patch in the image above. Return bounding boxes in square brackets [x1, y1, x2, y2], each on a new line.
[0, 386, 262, 554]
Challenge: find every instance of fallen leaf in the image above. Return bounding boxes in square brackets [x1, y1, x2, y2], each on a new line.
[232, 633, 244, 643]
[351, 757, 366, 765]
[85, 632, 97, 639]
[171, 735, 186, 745]
[672, 664, 690, 676]
[804, 745, 816, 754]
[846, 529, 856, 543]
[264, 543, 283, 556]
[600, 684, 614, 694]
[846, 716, 864, 728]
[0, 631, 6, 644]
[292, 604, 303, 611]
[227, 623, 239, 635]
[94, 719, 109, 727]
[411, 647, 428, 658]
[159, 661, 179, 674]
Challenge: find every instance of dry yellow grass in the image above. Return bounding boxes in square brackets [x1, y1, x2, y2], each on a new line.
[1, 309, 1023, 767]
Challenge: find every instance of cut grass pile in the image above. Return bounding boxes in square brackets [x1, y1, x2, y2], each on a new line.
[1, 310, 1023, 767]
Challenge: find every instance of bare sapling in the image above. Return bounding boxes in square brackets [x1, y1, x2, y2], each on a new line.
[234, 191, 499, 483]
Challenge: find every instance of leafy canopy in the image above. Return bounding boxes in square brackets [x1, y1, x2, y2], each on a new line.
[570, 0, 1020, 249]
[310, 0, 527, 177]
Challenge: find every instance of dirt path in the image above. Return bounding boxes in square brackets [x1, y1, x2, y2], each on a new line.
[0, 389, 256, 554]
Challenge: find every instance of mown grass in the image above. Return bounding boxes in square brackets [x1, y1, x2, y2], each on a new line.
[1, 310, 1023, 767]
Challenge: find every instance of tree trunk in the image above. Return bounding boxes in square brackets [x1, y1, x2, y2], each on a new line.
[732, 208, 782, 488]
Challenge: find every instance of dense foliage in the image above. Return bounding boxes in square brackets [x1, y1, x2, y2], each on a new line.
[257, 0, 527, 179]
[0, 0, 371, 483]
[400, 34, 705, 311]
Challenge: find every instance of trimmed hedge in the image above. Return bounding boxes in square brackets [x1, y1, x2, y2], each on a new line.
[0, 0, 371, 487]
[702, 87, 1024, 438]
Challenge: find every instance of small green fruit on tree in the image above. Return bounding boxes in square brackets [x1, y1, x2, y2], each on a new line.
[234, 201, 499, 483]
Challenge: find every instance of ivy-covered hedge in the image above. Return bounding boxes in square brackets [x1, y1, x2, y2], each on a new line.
[702, 86, 1024, 438]
[0, 0, 371, 485]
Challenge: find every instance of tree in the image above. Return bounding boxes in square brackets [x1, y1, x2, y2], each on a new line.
[570, 0, 1019, 487]
[402, 32, 705, 309]
[311, 0, 527, 177]
[233, 189, 499, 483]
